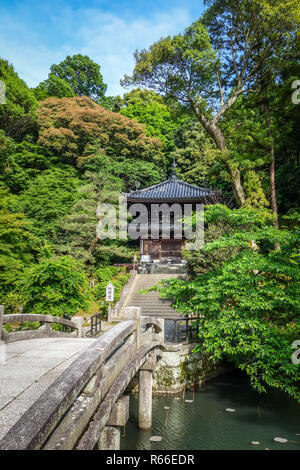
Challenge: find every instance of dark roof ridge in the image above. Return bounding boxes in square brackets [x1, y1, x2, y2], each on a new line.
[127, 177, 210, 196]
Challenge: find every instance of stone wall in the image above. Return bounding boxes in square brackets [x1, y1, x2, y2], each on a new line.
[127, 342, 228, 395]
[152, 343, 227, 394]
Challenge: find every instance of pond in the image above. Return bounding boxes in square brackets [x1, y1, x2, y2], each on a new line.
[121, 371, 300, 451]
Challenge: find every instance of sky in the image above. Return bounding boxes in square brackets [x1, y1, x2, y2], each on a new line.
[0, 0, 205, 96]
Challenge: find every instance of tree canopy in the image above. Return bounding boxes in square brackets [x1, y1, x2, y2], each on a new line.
[48, 54, 107, 101]
[37, 96, 163, 167]
[122, 0, 300, 208]
[156, 205, 300, 400]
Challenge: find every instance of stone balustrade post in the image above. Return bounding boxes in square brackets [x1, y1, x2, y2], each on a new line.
[123, 307, 141, 350]
[0, 305, 4, 341]
[72, 316, 83, 337]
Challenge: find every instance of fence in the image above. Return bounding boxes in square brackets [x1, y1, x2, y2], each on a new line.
[86, 312, 102, 337]
[164, 315, 200, 343]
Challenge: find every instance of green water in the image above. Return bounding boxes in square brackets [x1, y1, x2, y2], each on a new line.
[121, 372, 300, 451]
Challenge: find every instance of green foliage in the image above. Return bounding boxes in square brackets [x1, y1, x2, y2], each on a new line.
[122, 21, 217, 108]
[243, 171, 269, 209]
[120, 89, 179, 157]
[49, 54, 107, 101]
[0, 188, 38, 298]
[33, 73, 75, 100]
[95, 265, 119, 283]
[93, 265, 130, 305]
[0, 132, 55, 193]
[17, 255, 93, 316]
[37, 96, 163, 168]
[157, 206, 300, 401]
[54, 159, 135, 269]
[170, 118, 221, 187]
[17, 168, 81, 240]
[0, 59, 38, 139]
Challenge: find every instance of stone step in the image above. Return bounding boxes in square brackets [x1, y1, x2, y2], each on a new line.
[129, 301, 171, 304]
[127, 307, 178, 313]
[121, 273, 185, 318]
[130, 299, 168, 303]
[129, 295, 171, 300]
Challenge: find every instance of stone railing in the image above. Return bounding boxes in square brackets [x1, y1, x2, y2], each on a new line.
[108, 269, 138, 321]
[0, 306, 83, 342]
[0, 309, 163, 450]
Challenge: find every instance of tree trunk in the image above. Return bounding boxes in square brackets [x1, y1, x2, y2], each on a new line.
[264, 104, 279, 228]
[201, 119, 246, 207]
[88, 194, 102, 254]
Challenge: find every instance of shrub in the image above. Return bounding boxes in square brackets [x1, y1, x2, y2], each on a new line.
[17, 255, 93, 317]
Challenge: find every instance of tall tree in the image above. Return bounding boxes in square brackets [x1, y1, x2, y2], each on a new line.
[33, 73, 75, 100]
[17, 168, 81, 240]
[0, 59, 38, 139]
[0, 188, 37, 298]
[37, 96, 163, 168]
[49, 54, 107, 101]
[120, 89, 179, 157]
[122, 0, 300, 206]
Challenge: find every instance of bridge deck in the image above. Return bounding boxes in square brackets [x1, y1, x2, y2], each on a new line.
[0, 337, 96, 440]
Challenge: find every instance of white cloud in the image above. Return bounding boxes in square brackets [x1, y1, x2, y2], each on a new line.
[77, 9, 191, 95]
[0, 7, 192, 96]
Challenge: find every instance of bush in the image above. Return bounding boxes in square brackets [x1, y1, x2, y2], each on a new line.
[17, 255, 93, 317]
[94, 266, 119, 283]
[93, 265, 130, 304]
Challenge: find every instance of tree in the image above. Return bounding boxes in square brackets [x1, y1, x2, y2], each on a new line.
[17, 255, 93, 317]
[37, 96, 164, 168]
[169, 118, 225, 188]
[0, 59, 38, 139]
[0, 131, 55, 193]
[120, 89, 179, 157]
[0, 188, 37, 298]
[157, 205, 300, 401]
[49, 54, 107, 101]
[259, 44, 300, 217]
[122, 0, 300, 206]
[33, 73, 75, 100]
[55, 154, 147, 269]
[17, 168, 81, 240]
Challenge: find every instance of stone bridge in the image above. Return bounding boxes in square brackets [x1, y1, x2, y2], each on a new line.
[0, 306, 164, 450]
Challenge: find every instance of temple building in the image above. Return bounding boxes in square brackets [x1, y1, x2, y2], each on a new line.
[126, 164, 213, 266]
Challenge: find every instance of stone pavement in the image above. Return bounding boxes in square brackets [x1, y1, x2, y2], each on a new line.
[0, 337, 96, 440]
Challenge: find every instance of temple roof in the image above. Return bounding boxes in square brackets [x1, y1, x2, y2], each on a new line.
[126, 174, 212, 202]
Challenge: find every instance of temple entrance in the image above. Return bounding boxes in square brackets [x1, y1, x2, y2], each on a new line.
[142, 239, 183, 261]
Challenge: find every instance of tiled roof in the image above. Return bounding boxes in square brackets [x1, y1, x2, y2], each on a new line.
[126, 175, 212, 202]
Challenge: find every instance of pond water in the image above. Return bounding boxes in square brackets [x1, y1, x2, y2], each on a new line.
[121, 371, 300, 451]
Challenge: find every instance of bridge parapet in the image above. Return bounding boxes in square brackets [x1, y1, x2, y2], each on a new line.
[1, 309, 83, 342]
[0, 311, 163, 450]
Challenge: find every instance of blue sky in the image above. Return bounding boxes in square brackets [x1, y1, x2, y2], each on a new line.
[0, 0, 205, 96]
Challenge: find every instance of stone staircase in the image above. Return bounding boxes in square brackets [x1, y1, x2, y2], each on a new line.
[121, 273, 186, 318]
